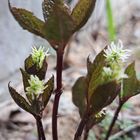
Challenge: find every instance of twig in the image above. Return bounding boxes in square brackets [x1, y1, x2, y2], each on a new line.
[104, 102, 124, 140]
[109, 123, 140, 140]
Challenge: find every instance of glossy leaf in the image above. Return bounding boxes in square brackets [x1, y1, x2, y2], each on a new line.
[71, 0, 96, 30]
[122, 62, 140, 101]
[42, 76, 54, 108]
[72, 47, 119, 117]
[8, 84, 34, 115]
[30, 98, 43, 115]
[72, 77, 87, 117]
[37, 57, 48, 80]
[87, 48, 107, 99]
[20, 68, 30, 92]
[42, 0, 76, 46]
[25, 55, 34, 72]
[20, 68, 33, 103]
[42, 0, 64, 22]
[8, 1, 47, 40]
[25, 55, 47, 80]
[90, 81, 119, 114]
[87, 57, 94, 81]
[9, 0, 97, 48]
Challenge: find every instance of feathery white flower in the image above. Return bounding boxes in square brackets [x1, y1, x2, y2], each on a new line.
[102, 66, 128, 82]
[102, 67, 114, 81]
[26, 75, 47, 96]
[117, 71, 128, 80]
[104, 40, 131, 63]
[103, 67, 113, 77]
[31, 46, 50, 68]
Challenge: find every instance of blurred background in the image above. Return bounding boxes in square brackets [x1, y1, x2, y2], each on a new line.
[0, 0, 140, 140]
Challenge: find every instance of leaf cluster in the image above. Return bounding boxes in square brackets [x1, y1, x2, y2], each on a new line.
[72, 49, 140, 129]
[8, 0, 96, 49]
[9, 54, 54, 118]
[72, 49, 120, 128]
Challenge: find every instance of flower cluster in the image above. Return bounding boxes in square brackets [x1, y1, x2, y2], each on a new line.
[31, 46, 50, 69]
[26, 75, 47, 98]
[104, 40, 131, 63]
[102, 40, 131, 82]
[26, 46, 50, 98]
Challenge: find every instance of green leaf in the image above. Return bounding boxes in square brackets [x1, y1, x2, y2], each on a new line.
[25, 55, 47, 80]
[42, 0, 64, 22]
[9, 0, 75, 47]
[71, 0, 96, 30]
[9, 0, 97, 47]
[25, 55, 34, 72]
[36, 56, 48, 80]
[20, 68, 30, 92]
[122, 62, 140, 101]
[20, 68, 33, 103]
[42, 76, 54, 108]
[90, 81, 119, 114]
[8, 83, 34, 115]
[42, 0, 76, 46]
[30, 98, 43, 115]
[87, 57, 94, 81]
[87, 48, 107, 99]
[72, 77, 87, 117]
[8, 1, 47, 40]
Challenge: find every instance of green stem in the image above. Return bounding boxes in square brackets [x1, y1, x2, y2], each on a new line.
[106, 0, 116, 41]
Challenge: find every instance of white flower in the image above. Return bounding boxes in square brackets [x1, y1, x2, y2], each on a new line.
[104, 40, 131, 63]
[31, 46, 50, 68]
[26, 75, 47, 96]
[117, 71, 128, 80]
[103, 67, 113, 77]
[102, 67, 114, 81]
[102, 66, 128, 82]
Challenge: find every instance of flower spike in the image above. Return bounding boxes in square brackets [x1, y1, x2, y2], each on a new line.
[104, 40, 131, 63]
[26, 75, 47, 98]
[31, 46, 50, 69]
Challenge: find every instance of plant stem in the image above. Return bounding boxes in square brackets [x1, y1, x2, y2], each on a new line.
[84, 125, 90, 140]
[36, 116, 46, 140]
[74, 114, 89, 140]
[104, 102, 124, 140]
[52, 48, 64, 140]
